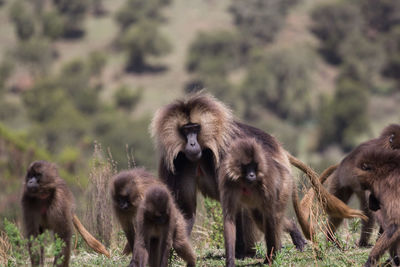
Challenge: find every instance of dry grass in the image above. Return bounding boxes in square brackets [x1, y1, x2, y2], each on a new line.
[0, 230, 11, 265]
[83, 142, 117, 247]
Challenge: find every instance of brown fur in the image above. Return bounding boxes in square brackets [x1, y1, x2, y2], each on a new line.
[110, 168, 164, 257]
[219, 138, 307, 265]
[354, 148, 400, 266]
[300, 123, 400, 246]
[130, 185, 196, 267]
[21, 161, 109, 267]
[150, 92, 363, 257]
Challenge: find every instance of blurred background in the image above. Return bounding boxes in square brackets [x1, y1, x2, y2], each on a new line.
[0, 0, 399, 229]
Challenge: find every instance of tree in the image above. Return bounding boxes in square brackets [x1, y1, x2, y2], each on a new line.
[120, 20, 171, 72]
[310, 2, 363, 64]
[9, 0, 35, 41]
[52, 0, 89, 38]
[360, 0, 400, 33]
[186, 31, 242, 76]
[241, 47, 315, 123]
[229, 0, 299, 45]
[115, 0, 162, 31]
[318, 79, 369, 151]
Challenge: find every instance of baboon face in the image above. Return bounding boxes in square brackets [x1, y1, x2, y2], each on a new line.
[381, 124, 400, 149]
[355, 148, 400, 190]
[225, 138, 266, 187]
[25, 161, 57, 198]
[144, 189, 171, 225]
[180, 123, 202, 162]
[112, 177, 141, 212]
[241, 162, 258, 184]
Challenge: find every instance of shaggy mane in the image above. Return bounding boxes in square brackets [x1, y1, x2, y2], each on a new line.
[150, 92, 238, 173]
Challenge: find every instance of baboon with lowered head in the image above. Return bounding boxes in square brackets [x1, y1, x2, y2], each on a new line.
[300, 124, 400, 246]
[219, 138, 309, 265]
[355, 148, 400, 266]
[22, 161, 110, 267]
[151, 92, 365, 256]
[130, 184, 196, 267]
[110, 168, 164, 256]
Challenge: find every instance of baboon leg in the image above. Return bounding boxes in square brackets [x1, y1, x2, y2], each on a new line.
[130, 238, 148, 267]
[326, 186, 353, 243]
[358, 191, 376, 247]
[25, 219, 42, 266]
[224, 216, 236, 267]
[173, 226, 196, 267]
[235, 210, 257, 259]
[53, 227, 72, 267]
[161, 159, 198, 235]
[283, 218, 307, 251]
[390, 243, 400, 266]
[264, 216, 281, 264]
[365, 225, 400, 267]
[158, 237, 170, 267]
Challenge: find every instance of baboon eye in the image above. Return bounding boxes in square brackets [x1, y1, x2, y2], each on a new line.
[361, 163, 371, 171]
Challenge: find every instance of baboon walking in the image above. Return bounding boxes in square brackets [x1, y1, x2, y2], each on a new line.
[22, 161, 109, 267]
[130, 185, 196, 267]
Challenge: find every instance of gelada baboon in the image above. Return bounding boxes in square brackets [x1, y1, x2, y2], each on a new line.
[355, 148, 400, 267]
[22, 161, 110, 267]
[220, 138, 310, 265]
[130, 185, 196, 267]
[110, 168, 164, 256]
[300, 123, 400, 246]
[151, 92, 365, 254]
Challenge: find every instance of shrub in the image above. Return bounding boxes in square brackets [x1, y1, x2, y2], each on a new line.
[114, 85, 143, 111]
[242, 47, 315, 124]
[120, 20, 171, 72]
[310, 2, 363, 64]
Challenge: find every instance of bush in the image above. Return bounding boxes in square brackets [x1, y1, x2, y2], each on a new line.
[13, 38, 53, 75]
[360, 0, 400, 33]
[383, 26, 400, 85]
[241, 47, 315, 124]
[120, 20, 171, 72]
[338, 32, 385, 89]
[3, 219, 65, 267]
[311, 2, 363, 64]
[53, 0, 89, 38]
[186, 31, 242, 76]
[115, 0, 162, 30]
[114, 85, 143, 110]
[229, 0, 299, 45]
[42, 11, 65, 40]
[9, 0, 35, 41]
[318, 79, 370, 151]
[88, 51, 107, 76]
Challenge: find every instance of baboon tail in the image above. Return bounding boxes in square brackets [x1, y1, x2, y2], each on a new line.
[287, 153, 367, 221]
[299, 163, 339, 226]
[292, 184, 314, 240]
[319, 164, 338, 184]
[72, 215, 111, 258]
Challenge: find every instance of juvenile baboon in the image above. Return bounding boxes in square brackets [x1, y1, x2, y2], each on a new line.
[355, 148, 400, 266]
[300, 123, 400, 246]
[130, 185, 196, 267]
[22, 161, 110, 267]
[219, 138, 311, 265]
[110, 168, 164, 256]
[151, 92, 365, 255]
